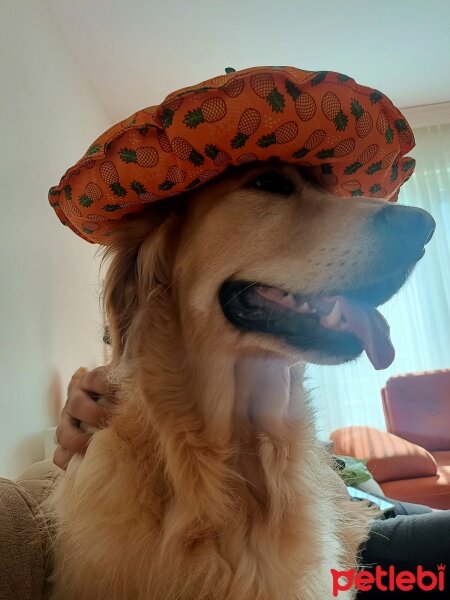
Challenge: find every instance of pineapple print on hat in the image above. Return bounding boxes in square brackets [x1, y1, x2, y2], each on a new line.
[376, 109, 395, 144]
[142, 105, 158, 116]
[100, 161, 127, 197]
[365, 150, 398, 176]
[159, 166, 186, 191]
[257, 121, 299, 148]
[321, 92, 348, 131]
[119, 147, 159, 168]
[292, 130, 327, 158]
[391, 161, 399, 182]
[395, 119, 413, 146]
[380, 150, 398, 169]
[319, 164, 338, 187]
[237, 152, 258, 163]
[86, 144, 102, 158]
[370, 90, 383, 104]
[295, 91, 316, 122]
[316, 138, 355, 160]
[49, 66, 416, 244]
[48, 188, 61, 208]
[66, 204, 82, 217]
[157, 97, 184, 129]
[231, 108, 261, 149]
[82, 221, 101, 236]
[79, 182, 103, 208]
[185, 169, 219, 190]
[342, 179, 364, 196]
[369, 183, 388, 198]
[402, 158, 416, 178]
[285, 80, 317, 122]
[250, 73, 285, 113]
[351, 99, 374, 138]
[221, 78, 245, 98]
[205, 145, 232, 166]
[311, 71, 329, 86]
[87, 213, 110, 222]
[344, 144, 379, 175]
[158, 130, 173, 153]
[120, 113, 138, 129]
[130, 180, 160, 202]
[183, 97, 227, 129]
[64, 185, 81, 217]
[172, 137, 204, 166]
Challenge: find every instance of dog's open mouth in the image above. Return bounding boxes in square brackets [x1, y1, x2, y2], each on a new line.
[219, 275, 412, 370]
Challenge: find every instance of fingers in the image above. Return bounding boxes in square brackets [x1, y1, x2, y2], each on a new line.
[67, 367, 89, 395]
[55, 414, 92, 455]
[77, 366, 118, 404]
[53, 444, 73, 470]
[53, 439, 89, 470]
[53, 365, 116, 470]
[53, 412, 92, 470]
[66, 386, 110, 427]
[53, 414, 92, 470]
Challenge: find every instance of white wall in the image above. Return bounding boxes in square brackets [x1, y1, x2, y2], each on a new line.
[0, 1, 112, 478]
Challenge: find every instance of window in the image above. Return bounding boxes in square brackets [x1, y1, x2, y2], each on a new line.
[306, 123, 450, 439]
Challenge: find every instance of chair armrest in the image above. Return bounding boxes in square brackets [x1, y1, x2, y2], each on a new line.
[16, 459, 63, 507]
[330, 426, 437, 483]
[0, 477, 50, 599]
[0, 460, 63, 599]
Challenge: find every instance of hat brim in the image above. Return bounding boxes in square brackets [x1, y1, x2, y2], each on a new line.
[49, 66, 415, 244]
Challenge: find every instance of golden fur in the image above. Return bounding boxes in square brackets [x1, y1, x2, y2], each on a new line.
[48, 164, 380, 599]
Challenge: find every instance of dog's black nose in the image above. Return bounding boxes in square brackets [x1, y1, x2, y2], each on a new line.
[375, 204, 436, 247]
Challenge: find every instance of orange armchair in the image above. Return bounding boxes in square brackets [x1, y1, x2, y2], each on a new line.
[382, 369, 450, 451]
[331, 369, 450, 509]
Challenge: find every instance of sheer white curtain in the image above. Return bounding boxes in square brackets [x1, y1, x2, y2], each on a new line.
[305, 123, 450, 439]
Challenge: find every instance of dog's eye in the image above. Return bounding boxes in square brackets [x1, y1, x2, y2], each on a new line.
[250, 171, 294, 196]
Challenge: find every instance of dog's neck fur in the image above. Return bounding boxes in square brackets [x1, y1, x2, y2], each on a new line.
[109, 290, 325, 571]
[50, 285, 367, 600]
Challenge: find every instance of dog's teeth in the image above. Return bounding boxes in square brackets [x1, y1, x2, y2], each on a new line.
[298, 301, 310, 313]
[324, 299, 342, 327]
[286, 293, 296, 305]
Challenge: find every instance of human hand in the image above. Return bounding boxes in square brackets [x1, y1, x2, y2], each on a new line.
[53, 366, 116, 470]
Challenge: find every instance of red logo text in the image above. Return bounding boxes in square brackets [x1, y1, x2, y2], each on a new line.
[331, 564, 446, 596]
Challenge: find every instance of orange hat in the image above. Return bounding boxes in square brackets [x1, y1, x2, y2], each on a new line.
[49, 66, 415, 245]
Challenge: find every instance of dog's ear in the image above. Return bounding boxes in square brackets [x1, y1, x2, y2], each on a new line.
[102, 204, 180, 360]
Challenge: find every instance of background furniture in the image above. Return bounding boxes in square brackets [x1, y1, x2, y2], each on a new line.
[331, 369, 450, 509]
[0, 460, 62, 599]
[382, 369, 450, 451]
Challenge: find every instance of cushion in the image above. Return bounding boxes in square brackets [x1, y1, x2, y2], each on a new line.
[0, 478, 48, 599]
[0, 460, 63, 600]
[330, 426, 437, 483]
[433, 450, 450, 469]
[48, 66, 415, 244]
[16, 458, 63, 506]
[381, 456, 450, 509]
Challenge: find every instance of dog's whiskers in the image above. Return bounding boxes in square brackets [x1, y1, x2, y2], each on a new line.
[145, 282, 173, 304]
[221, 281, 256, 308]
[265, 304, 276, 331]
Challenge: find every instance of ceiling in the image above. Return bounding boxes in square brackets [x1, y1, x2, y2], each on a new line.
[47, 0, 450, 122]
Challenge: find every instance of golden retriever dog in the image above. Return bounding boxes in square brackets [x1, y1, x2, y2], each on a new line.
[48, 162, 434, 599]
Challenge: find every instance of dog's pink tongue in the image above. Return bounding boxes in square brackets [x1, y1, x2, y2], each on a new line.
[338, 296, 395, 370]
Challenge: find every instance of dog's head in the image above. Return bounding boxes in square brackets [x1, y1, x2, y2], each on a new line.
[103, 162, 434, 369]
